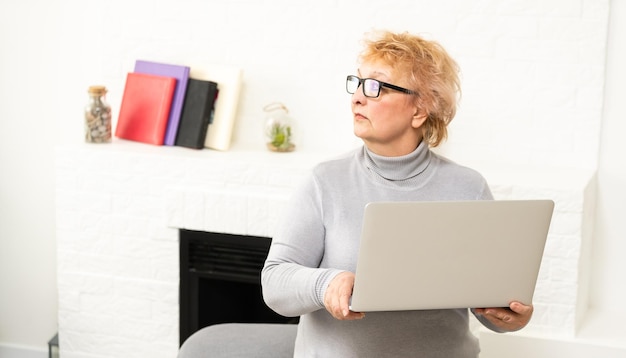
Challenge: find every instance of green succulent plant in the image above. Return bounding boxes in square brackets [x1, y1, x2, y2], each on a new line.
[268, 122, 292, 150]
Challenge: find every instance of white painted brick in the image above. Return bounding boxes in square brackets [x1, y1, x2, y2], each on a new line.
[539, 18, 587, 44]
[149, 223, 178, 242]
[182, 190, 206, 230]
[59, 353, 105, 358]
[60, 312, 108, 337]
[180, 163, 225, 187]
[548, 211, 584, 237]
[496, 37, 539, 61]
[265, 166, 311, 189]
[547, 304, 578, 336]
[141, 341, 180, 358]
[533, 279, 577, 307]
[153, 297, 179, 318]
[118, 255, 155, 280]
[247, 190, 291, 238]
[551, 257, 582, 284]
[111, 193, 162, 219]
[164, 188, 184, 228]
[203, 189, 248, 235]
[540, 0, 582, 17]
[74, 232, 117, 256]
[58, 289, 81, 314]
[151, 281, 179, 305]
[55, 189, 83, 211]
[543, 234, 581, 259]
[112, 318, 176, 343]
[536, 259, 551, 283]
[529, 302, 551, 327]
[583, 0, 610, 19]
[79, 293, 152, 321]
[554, 194, 586, 214]
[70, 273, 115, 296]
[536, 85, 578, 109]
[110, 215, 153, 238]
[496, 16, 540, 38]
[55, 209, 83, 231]
[113, 278, 154, 302]
[550, 282, 579, 306]
[56, 248, 82, 274]
[490, 184, 514, 199]
[78, 253, 124, 277]
[147, 239, 178, 266]
[58, 330, 93, 354]
[79, 211, 114, 235]
[153, 256, 180, 282]
[577, 84, 605, 111]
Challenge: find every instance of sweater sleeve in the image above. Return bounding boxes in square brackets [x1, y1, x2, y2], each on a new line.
[261, 173, 344, 317]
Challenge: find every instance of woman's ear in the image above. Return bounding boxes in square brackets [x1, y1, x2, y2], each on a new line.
[411, 111, 428, 129]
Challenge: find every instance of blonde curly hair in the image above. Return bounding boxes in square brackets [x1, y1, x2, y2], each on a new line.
[359, 30, 461, 147]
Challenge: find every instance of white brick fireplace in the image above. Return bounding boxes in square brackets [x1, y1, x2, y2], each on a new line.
[55, 140, 596, 358]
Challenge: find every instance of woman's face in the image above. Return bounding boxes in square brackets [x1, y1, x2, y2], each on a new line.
[351, 61, 426, 156]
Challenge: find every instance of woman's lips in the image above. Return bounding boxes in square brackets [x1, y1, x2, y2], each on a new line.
[354, 113, 367, 121]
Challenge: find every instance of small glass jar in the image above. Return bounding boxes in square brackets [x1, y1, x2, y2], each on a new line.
[263, 102, 295, 152]
[84, 85, 112, 143]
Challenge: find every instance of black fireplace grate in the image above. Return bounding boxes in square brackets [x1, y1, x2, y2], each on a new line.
[179, 229, 295, 346]
[188, 240, 270, 282]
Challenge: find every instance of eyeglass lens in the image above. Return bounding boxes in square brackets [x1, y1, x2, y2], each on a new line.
[346, 76, 381, 98]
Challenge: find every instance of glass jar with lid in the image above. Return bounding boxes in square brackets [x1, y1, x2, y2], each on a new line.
[263, 102, 295, 152]
[84, 85, 112, 143]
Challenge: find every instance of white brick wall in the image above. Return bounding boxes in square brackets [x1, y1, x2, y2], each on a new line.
[56, 140, 595, 357]
[482, 166, 596, 337]
[55, 141, 329, 358]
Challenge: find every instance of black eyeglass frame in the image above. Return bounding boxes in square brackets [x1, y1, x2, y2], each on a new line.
[346, 75, 417, 98]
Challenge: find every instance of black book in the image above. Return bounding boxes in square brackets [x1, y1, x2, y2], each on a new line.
[175, 78, 219, 149]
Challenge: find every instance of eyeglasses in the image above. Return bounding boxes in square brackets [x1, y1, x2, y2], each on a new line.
[346, 75, 416, 98]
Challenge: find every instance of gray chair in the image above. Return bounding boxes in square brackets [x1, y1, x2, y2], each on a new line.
[178, 323, 298, 358]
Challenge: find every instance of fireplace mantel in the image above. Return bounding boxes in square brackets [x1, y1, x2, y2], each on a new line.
[55, 140, 596, 358]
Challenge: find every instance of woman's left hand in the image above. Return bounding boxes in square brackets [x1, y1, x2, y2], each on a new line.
[473, 301, 533, 332]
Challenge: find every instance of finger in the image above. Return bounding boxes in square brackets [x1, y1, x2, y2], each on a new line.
[324, 275, 342, 318]
[339, 292, 351, 317]
[333, 290, 349, 318]
[323, 271, 361, 320]
[484, 308, 513, 322]
[344, 310, 366, 320]
[472, 308, 485, 315]
[331, 292, 343, 318]
[510, 301, 533, 316]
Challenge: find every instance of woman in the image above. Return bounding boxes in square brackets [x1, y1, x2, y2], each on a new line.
[261, 30, 533, 357]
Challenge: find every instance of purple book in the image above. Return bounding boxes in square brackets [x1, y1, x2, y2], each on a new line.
[134, 60, 190, 146]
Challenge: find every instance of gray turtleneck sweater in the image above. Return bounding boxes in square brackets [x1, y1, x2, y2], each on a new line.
[261, 142, 494, 357]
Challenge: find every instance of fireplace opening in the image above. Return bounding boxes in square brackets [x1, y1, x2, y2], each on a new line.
[179, 229, 298, 345]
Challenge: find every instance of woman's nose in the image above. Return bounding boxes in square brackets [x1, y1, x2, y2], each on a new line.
[351, 85, 366, 105]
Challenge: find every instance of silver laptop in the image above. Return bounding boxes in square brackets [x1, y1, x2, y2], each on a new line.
[349, 199, 554, 312]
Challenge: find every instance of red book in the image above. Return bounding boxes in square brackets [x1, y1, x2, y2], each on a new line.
[115, 72, 177, 145]
[134, 60, 190, 146]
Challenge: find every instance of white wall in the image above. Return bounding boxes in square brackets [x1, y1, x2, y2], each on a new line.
[1, 0, 624, 354]
[593, 0, 626, 314]
[0, 0, 61, 352]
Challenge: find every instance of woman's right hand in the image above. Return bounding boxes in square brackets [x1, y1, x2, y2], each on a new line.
[323, 271, 366, 320]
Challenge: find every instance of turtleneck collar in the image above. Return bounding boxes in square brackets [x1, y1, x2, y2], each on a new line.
[362, 141, 432, 182]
